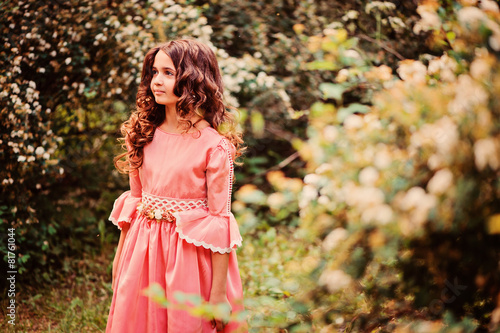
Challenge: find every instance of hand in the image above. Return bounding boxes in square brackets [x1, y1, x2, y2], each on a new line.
[209, 292, 231, 332]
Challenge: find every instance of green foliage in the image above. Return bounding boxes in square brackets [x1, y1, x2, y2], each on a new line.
[267, 1, 500, 331]
[2, 0, 500, 331]
[1, 250, 112, 332]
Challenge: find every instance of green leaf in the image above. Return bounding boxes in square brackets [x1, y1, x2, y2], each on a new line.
[310, 102, 335, 117]
[446, 31, 456, 42]
[250, 111, 265, 138]
[306, 60, 337, 71]
[337, 103, 370, 122]
[319, 83, 346, 101]
[48, 225, 57, 235]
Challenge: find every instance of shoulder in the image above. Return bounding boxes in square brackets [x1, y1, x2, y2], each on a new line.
[204, 128, 236, 161]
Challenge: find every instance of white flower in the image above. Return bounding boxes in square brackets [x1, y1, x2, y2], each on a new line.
[470, 57, 491, 79]
[267, 192, 285, 210]
[389, 17, 406, 32]
[359, 167, 379, 186]
[427, 168, 454, 195]
[299, 184, 318, 209]
[344, 114, 364, 130]
[398, 187, 437, 227]
[361, 204, 393, 225]
[342, 10, 359, 21]
[413, 5, 441, 34]
[374, 145, 392, 169]
[410, 116, 459, 156]
[304, 174, 321, 186]
[448, 75, 488, 114]
[344, 183, 385, 211]
[17, 155, 26, 162]
[322, 228, 348, 251]
[489, 34, 500, 51]
[400, 187, 428, 210]
[365, 1, 396, 14]
[154, 209, 163, 220]
[318, 195, 330, 205]
[336, 68, 349, 83]
[474, 138, 500, 170]
[427, 54, 457, 81]
[35, 146, 45, 155]
[481, 0, 499, 12]
[397, 60, 427, 84]
[319, 269, 352, 293]
[457, 6, 486, 29]
[427, 154, 445, 170]
[344, 50, 361, 60]
[316, 163, 332, 174]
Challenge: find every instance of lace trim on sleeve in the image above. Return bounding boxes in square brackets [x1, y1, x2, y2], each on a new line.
[218, 138, 234, 215]
[174, 225, 241, 254]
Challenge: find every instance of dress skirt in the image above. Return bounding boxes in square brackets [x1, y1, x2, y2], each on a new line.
[106, 215, 245, 333]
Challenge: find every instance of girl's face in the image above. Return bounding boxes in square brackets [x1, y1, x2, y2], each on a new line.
[150, 50, 179, 109]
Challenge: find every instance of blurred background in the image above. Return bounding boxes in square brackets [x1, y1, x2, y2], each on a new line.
[1, 0, 500, 331]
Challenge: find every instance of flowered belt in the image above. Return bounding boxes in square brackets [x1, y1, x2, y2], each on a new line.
[137, 192, 208, 223]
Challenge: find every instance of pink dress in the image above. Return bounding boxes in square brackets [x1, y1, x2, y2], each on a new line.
[106, 126, 246, 333]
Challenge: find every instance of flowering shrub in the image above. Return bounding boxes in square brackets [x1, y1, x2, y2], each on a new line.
[3, 0, 499, 331]
[0, 0, 289, 286]
[280, 1, 500, 331]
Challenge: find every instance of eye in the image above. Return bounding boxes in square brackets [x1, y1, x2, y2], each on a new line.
[152, 69, 158, 75]
[166, 70, 175, 76]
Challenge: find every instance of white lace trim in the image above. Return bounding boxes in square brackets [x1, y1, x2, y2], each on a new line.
[218, 139, 234, 215]
[172, 211, 242, 254]
[175, 226, 241, 254]
[142, 191, 208, 211]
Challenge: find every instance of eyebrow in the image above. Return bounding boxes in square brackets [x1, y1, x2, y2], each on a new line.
[152, 66, 176, 72]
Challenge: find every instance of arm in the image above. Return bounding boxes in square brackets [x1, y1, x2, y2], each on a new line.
[210, 252, 231, 331]
[210, 252, 230, 298]
[205, 140, 237, 330]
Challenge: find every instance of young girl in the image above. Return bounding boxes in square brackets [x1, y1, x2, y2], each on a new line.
[106, 39, 246, 333]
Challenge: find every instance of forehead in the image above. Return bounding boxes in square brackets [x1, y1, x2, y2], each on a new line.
[153, 50, 175, 69]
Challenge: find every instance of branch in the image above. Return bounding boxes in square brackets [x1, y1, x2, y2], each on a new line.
[357, 34, 405, 61]
[240, 151, 301, 184]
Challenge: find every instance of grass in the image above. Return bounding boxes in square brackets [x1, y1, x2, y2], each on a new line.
[0, 226, 303, 332]
[0, 246, 114, 332]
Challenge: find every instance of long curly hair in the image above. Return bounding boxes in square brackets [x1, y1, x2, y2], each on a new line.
[114, 39, 244, 173]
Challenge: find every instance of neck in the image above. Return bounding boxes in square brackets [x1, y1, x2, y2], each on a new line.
[160, 106, 205, 133]
[164, 105, 178, 127]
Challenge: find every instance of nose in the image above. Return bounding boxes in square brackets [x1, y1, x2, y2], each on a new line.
[152, 74, 163, 86]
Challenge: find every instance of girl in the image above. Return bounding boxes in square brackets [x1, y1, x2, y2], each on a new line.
[107, 39, 246, 333]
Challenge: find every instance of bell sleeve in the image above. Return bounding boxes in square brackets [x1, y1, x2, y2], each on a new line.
[173, 139, 243, 254]
[108, 149, 142, 230]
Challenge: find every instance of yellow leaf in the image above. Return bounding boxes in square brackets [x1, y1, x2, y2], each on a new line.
[487, 214, 500, 234]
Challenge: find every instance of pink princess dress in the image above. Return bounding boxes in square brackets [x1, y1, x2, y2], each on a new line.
[106, 126, 247, 333]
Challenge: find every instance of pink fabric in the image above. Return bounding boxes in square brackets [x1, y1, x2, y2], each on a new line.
[106, 126, 247, 333]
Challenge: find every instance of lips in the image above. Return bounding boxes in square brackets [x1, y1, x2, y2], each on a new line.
[154, 90, 165, 95]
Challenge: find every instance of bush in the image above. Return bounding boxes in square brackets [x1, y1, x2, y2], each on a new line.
[267, 1, 500, 331]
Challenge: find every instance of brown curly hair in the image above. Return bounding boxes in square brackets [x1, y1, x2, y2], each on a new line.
[114, 39, 244, 173]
